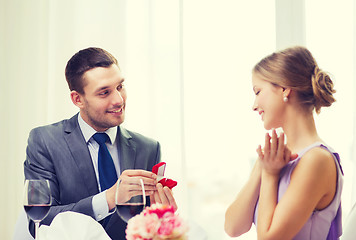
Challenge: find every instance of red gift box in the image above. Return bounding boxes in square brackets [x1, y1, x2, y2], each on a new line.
[152, 162, 177, 189]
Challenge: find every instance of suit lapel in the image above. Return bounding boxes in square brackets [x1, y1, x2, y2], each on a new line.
[64, 114, 99, 195]
[118, 126, 137, 173]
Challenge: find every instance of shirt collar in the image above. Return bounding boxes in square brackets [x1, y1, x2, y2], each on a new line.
[77, 113, 117, 144]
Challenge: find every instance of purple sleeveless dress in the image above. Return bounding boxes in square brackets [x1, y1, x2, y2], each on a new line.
[253, 142, 343, 240]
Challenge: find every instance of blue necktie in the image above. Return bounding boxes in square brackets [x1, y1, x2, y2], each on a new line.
[93, 133, 118, 191]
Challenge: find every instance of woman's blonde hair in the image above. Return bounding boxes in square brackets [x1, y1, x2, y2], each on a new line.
[253, 46, 336, 114]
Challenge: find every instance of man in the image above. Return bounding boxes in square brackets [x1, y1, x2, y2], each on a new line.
[24, 47, 177, 239]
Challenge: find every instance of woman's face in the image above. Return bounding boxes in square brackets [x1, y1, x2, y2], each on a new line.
[252, 73, 286, 130]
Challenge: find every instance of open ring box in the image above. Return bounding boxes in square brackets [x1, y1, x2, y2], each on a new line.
[152, 162, 177, 189]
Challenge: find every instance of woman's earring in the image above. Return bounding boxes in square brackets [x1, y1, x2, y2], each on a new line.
[283, 96, 288, 102]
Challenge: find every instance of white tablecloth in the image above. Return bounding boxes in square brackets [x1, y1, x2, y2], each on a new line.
[38, 212, 111, 240]
[33, 211, 208, 240]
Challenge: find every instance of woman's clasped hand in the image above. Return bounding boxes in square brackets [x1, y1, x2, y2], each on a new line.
[256, 129, 298, 176]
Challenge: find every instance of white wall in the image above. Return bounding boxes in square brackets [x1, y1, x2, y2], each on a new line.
[305, 0, 355, 217]
[1, 0, 51, 235]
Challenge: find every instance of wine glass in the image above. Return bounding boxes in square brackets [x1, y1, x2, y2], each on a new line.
[23, 179, 52, 239]
[115, 178, 146, 222]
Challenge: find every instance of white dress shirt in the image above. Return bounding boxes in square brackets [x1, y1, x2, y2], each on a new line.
[78, 114, 120, 221]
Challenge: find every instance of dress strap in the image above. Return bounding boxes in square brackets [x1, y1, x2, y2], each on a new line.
[294, 142, 323, 160]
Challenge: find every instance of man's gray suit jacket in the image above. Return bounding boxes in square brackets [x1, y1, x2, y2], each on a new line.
[24, 113, 161, 240]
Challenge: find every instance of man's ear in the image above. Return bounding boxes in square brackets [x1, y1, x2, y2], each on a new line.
[70, 91, 84, 108]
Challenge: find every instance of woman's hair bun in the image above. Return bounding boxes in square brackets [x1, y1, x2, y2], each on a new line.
[311, 66, 336, 114]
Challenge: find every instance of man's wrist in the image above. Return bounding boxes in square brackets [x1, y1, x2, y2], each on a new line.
[106, 185, 116, 210]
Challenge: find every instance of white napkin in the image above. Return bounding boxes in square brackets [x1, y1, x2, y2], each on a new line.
[37, 211, 111, 240]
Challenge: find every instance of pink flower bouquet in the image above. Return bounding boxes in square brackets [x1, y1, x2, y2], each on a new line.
[126, 204, 188, 240]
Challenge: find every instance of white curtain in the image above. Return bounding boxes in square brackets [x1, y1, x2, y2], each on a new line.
[1, 0, 355, 239]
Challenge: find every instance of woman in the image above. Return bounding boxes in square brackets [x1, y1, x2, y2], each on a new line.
[224, 46, 343, 240]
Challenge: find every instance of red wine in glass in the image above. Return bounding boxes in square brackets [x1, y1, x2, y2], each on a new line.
[115, 179, 146, 222]
[24, 205, 51, 222]
[116, 203, 144, 222]
[23, 179, 52, 239]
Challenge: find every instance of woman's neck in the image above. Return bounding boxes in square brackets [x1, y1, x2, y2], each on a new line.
[282, 110, 322, 153]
